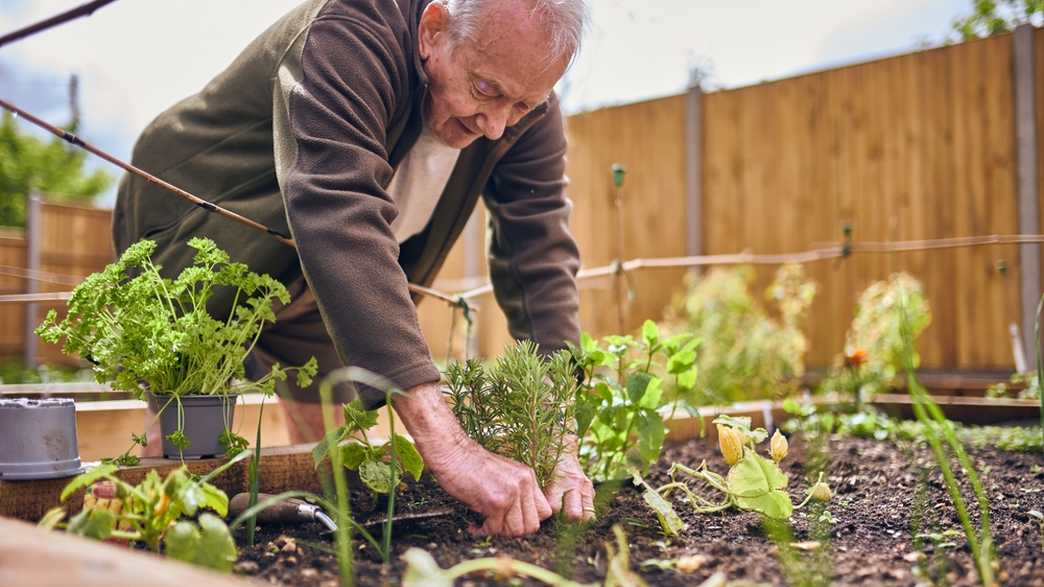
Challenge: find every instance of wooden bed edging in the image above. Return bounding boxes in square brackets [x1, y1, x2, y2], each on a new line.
[0, 443, 324, 522]
[0, 516, 259, 587]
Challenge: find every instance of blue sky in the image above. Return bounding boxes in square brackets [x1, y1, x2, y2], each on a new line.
[0, 0, 970, 205]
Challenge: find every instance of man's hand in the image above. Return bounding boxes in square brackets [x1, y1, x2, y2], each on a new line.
[393, 383, 552, 536]
[544, 436, 596, 521]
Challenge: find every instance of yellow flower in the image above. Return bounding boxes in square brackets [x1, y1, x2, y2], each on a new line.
[810, 482, 833, 502]
[770, 429, 788, 462]
[717, 424, 744, 465]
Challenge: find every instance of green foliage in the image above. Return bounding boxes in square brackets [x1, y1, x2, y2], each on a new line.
[951, 0, 1043, 40]
[165, 513, 237, 572]
[819, 273, 930, 402]
[985, 370, 1041, 400]
[42, 464, 236, 572]
[36, 238, 317, 454]
[570, 321, 698, 482]
[631, 470, 686, 537]
[670, 264, 814, 404]
[652, 418, 818, 523]
[783, 400, 1044, 453]
[312, 399, 424, 495]
[0, 112, 111, 227]
[446, 340, 577, 488]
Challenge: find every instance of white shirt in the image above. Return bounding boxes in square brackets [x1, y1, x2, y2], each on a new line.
[386, 126, 462, 243]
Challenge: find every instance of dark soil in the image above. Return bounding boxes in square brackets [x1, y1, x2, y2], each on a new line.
[234, 435, 1044, 586]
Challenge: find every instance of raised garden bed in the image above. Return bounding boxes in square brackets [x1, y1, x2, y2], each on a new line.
[2, 397, 1041, 586]
[231, 434, 1043, 586]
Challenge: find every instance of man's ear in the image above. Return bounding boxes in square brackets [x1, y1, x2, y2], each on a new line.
[418, 1, 450, 59]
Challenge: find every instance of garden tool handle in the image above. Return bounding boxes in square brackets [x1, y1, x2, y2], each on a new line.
[228, 492, 309, 524]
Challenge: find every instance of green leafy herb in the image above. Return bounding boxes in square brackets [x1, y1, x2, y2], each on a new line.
[446, 340, 577, 488]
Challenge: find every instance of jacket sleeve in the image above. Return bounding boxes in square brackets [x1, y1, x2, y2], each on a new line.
[275, 15, 441, 399]
[483, 96, 581, 354]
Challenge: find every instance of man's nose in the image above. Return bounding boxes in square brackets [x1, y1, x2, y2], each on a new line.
[476, 103, 511, 141]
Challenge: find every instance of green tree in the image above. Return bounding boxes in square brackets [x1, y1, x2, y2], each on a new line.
[952, 0, 1043, 40]
[0, 112, 111, 227]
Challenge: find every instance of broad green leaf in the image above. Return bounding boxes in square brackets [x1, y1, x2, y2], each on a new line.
[637, 377, 663, 409]
[641, 320, 660, 348]
[176, 481, 203, 517]
[575, 396, 596, 438]
[735, 489, 793, 520]
[401, 547, 453, 587]
[666, 349, 696, 374]
[391, 434, 424, 482]
[60, 463, 118, 502]
[341, 442, 369, 470]
[166, 515, 238, 571]
[164, 521, 201, 566]
[726, 451, 788, 498]
[358, 459, 395, 494]
[194, 513, 238, 572]
[632, 471, 685, 537]
[66, 507, 115, 540]
[634, 409, 666, 465]
[593, 382, 614, 402]
[311, 427, 348, 467]
[626, 372, 654, 404]
[38, 507, 66, 530]
[199, 482, 229, 517]
[726, 451, 792, 519]
[343, 399, 380, 434]
[676, 368, 697, 390]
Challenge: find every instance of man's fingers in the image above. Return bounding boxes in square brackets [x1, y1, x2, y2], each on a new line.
[520, 485, 541, 534]
[531, 471, 552, 520]
[581, 481, 596, 521]
[564, 487, 583, 521]
[504, 498, 527, 536]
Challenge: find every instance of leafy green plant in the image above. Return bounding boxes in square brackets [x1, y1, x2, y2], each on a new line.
[569, 320, 699, 482]
[36, 237, 317, 455]
[652, 416, 829, 521]
[446, 340, 577, 488]
[312, 399, 423, 495]
[39, 459, 244, 572]
[783, 400, 1044, 453]
[819, 273, 930, 403]
[951, 0, 1043, 40]
[669, 264, 814, 404]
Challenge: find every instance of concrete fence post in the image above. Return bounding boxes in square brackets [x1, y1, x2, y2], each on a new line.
[1013, 25, 1040, 369]
[685, 85, 703, 258]
[23, 193, 41, 368]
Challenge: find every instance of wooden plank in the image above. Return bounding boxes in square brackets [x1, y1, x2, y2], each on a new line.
[0, 517, 258, 587]
[0, 443, 317, 522]
[685, 86, 702, 257]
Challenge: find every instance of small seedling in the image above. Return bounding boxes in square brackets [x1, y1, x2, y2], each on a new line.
[40, 459, 245, 572]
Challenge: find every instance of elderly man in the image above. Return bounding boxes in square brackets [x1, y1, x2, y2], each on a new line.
[113, 0, 592, 536]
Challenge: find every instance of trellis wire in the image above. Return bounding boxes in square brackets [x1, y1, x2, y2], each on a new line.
[0, 0, 119, 48]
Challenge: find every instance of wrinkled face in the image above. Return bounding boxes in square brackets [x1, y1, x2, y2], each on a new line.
[418, 0, 569, 148]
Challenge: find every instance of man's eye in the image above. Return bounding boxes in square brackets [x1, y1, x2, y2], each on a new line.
[473, 80, 498, 98]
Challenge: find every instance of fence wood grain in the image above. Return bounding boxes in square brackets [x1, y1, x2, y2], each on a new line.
[701, 33, 1020, 371]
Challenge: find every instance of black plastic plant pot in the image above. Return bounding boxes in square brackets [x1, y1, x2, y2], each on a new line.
[0, 398, 83, 480]
[147, 393, 238, 459]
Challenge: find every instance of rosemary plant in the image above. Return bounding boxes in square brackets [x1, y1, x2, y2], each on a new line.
[446, 340, 577, 488]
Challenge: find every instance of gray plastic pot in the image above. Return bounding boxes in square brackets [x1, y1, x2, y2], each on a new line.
[0, 398, 83, 480]
[147, 393, 238, 459]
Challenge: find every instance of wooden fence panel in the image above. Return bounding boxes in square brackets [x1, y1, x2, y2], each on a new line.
[702, 34, 1020, 371]
[0, 229, 27, 358]
[1037, 27, 1044, 294]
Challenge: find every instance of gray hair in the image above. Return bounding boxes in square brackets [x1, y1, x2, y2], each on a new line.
[444, 0, 589, 66]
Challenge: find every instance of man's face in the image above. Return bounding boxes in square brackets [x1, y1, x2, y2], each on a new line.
[418, 1, 569, 149]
